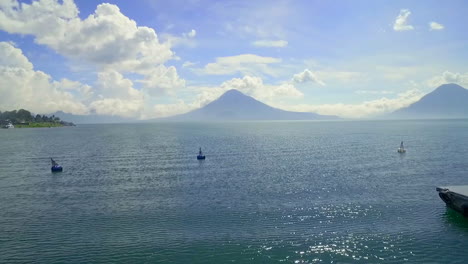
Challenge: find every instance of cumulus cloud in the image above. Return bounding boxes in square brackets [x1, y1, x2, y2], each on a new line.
[139, 66, 186, 96]
[0, 1, 174, 73]
[278, 89, 424, 118]
[292, 69, 325, 86]
[95, 70, 143, 100]
[429, 22, 444, 31]
[252, 40, 288, 48]
[195, 54, 282, 76]
[393, 9, 414, 31]
[88, 98, 144, 118]
[0, 42, 88, 114]
[426, 71, 468, 88]
[0, 42, 33, 69]
[0, 0, 187, 118]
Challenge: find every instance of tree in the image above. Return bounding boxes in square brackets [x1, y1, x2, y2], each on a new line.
[17, 109, 32, 122]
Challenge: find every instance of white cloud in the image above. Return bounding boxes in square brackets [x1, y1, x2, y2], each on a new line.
[429, 22, 444, 31]
[195, 54, 281, 76]
[252, 40, 288, 48]
[186, 29, 196, 38]
[0, 42, 88, 114]
[278, 89, 424, 118]
[220, 76, 303, 101]
[0, 1, 188, 118]
[393, 9, 414, 31]
[0, 0, 79, 35]
[292, 69, 325, 86]
[95, 70, 143, 100]
[89, 98, 144, 118]
[0, 42, 33, 70]
[57, 78, 93, 99]
[0, 2, 174, 73]
[88, 68, 186, 118]
[182, 61, 197, 68]
[0, 0, 186, 94]
[85, 70, 146, 117]
[161, 29, 197, 48]
[426, 71, 468, 88]
[139, 66, 186, 96]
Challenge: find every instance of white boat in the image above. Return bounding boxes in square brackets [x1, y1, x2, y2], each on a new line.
[397, 141, 406, 153]
[4, 122, 14, 129]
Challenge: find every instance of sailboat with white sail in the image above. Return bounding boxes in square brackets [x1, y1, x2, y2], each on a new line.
[397, 141, 406, 153]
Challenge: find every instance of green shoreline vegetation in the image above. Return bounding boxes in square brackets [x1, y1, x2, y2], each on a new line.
[0, 109, 75, 128]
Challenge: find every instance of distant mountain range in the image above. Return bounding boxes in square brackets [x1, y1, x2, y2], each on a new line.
[390, 83, 468, 119]
[52, 83, 468, 123]
[52, 111, 135, 124]
[162, 89, 338, 121]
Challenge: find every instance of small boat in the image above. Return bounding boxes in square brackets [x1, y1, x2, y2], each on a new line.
[437, 186, 468, 217]
[397, 141, 406, 153]
[50, 158, 63, 172]
[197, 147, 206, 160]
[3, 122, 14, 129]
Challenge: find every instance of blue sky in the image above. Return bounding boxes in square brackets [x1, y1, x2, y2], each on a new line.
[1, 0, 467, 118]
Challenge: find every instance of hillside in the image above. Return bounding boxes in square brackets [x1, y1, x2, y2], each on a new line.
[164, 89, 338, 121]
[391, 83, 468, 119]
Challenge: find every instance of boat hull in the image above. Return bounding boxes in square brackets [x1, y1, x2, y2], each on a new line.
[437, 187, 468, 217]
[51, 165, 63, 172]
[197, 155, 205, 160]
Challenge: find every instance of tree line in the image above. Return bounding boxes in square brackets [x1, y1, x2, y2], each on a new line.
[0, 109, 68, 124]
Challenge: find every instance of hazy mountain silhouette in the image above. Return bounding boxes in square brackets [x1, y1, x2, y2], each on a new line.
[391, 83, 468, 119]
[52, 111, 135, 124]
[164, 89, 338, 121]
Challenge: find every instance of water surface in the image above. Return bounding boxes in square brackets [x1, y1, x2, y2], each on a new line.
[1, 120, 468, 263]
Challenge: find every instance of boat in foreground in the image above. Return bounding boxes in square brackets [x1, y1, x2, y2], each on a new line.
[436, 185, 468, 217]
[50, 158, 63, 172]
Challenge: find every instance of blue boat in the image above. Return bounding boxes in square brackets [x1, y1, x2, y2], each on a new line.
[197, 147, 206, 160]
[50, 158, 63, 172]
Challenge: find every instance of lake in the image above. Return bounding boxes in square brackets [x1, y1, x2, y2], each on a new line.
[1, 120, 468, 263]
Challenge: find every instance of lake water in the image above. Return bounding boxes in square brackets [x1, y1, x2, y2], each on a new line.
[1, 120, 468, 263]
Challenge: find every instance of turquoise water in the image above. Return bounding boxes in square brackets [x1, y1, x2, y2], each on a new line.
[1, 120, 468, 263]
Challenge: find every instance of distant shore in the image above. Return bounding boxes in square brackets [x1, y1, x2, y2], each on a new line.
[1, 109, 75, 128]
[13, 122, 75, 128]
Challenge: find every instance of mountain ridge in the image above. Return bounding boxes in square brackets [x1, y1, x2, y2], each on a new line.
[390, 83, 468, 119]
[162, 89, 338, 121]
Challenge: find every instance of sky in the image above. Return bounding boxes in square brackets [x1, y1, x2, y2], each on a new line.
[1, 0, 468, 119]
